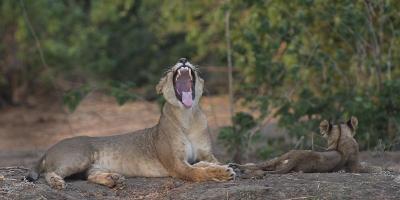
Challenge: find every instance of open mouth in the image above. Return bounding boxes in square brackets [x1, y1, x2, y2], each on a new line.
[173, 66, 196, 108]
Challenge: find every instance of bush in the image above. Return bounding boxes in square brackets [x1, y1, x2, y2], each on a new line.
[218, 112, 257, 162]
[228, 1, 400, 154]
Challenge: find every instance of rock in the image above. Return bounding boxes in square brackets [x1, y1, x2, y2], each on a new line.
[394, 175, 400, 184]
[0, 175, 4, 181]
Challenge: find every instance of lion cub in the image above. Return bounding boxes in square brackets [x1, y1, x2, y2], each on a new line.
[231, 117, 361, 178]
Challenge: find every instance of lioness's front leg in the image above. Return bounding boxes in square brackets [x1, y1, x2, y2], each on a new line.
[156, 137, 235, 181]
[197, 149, 220, 164]
[167, 150, 235, 182]
[191, 127, 221, 164]
[172, 159, 235, 182]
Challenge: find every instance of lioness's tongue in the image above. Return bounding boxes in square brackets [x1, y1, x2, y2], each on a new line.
[182, 92, 193, 108]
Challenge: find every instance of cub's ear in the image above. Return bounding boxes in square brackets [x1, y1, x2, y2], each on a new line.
[347, 116, 358, 133]
[319, 120, 332, 134]
[156, 76, 167, 94]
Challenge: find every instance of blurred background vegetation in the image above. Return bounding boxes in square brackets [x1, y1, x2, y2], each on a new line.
[0, 0, 399, 161]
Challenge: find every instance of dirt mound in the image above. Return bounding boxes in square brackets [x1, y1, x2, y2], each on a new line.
[0, 167, 399, 200]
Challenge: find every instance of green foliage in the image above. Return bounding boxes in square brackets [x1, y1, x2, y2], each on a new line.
[257, 137, 287, 159]
[1, 0, 400, 154]
[350, 79, 400, 149]
[227, 0, 400, 151]
[63, 85, 91, 112]
[63, 81, 138, 111]
[106, 81, 138, 105]
[1, 0, 222, 106]
[218, 112, 257, 161]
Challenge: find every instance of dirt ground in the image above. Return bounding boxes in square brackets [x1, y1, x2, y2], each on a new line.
[0, 166, 400, 200]
[1, 94, 400, 199]
[0, 93, 237, 152]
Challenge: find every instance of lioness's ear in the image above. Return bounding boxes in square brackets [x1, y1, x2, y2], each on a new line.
[319, 120, 331, 134]
[347, 116, 358, 133]
[156, 76, 167, 94]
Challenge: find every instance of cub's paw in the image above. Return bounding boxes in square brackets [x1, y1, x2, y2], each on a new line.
[206, 165, 236, 182]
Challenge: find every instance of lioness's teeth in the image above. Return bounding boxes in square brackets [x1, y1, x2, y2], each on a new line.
[189, 70, 193, 80]
[176, 70, 181, 81]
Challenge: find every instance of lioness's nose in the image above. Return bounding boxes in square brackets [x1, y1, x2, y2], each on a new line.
[179, 58, 188, 64]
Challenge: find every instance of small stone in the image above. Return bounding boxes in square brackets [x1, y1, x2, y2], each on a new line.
[394, 175, 400, 184]
[0, 175, 4, 181]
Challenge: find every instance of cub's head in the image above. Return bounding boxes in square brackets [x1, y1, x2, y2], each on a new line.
[319, 116, 358, 149]
[156, 58, 204, 109]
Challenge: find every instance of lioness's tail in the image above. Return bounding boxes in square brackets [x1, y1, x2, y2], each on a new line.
[26, 155, 45, 182]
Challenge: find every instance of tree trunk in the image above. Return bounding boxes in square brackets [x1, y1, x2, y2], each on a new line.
[1, 24, 26, 106]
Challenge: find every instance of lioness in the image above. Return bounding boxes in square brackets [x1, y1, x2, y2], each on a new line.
[27, 58, 235, 189]
[230, 117, 361, 177]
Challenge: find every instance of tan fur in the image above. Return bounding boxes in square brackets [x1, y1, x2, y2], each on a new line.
[231, 117, 363, 178]
[320, 117, 361, 172]
[87, 170, 125, 189]
[44, 172, 65, 190]
[232, 150, 342, 178]
[28, 59, 234, 189]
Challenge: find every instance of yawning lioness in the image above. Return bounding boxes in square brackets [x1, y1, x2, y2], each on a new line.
[27, 58, 235, 189]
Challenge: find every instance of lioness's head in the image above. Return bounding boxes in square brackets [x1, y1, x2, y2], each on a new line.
[319, 116, 358, 149]
[156, 58, 204, 109]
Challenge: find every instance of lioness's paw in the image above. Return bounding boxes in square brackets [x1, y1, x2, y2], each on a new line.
[46, 173, 66, 190]
[225, 166, 236, 179]
[88, 172, 126, 189]
[228, 164, 245, 176]
[50, 177, 65, 190]
[206, 165, 236, 182]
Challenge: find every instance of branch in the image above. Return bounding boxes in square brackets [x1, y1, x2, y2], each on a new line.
[225, 9, 234, 121]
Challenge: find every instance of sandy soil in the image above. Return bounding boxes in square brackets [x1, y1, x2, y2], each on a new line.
[0, 166, 399, 200]
[0, 93, 236, 151]
[1, 94, 400, 199]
